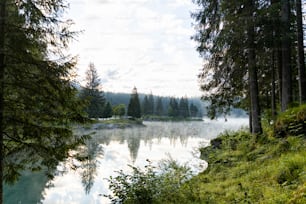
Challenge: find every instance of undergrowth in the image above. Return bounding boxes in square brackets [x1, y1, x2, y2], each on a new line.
[106, 105, 306, 203]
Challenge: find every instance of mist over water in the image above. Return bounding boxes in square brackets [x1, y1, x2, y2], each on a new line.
[5, 118, 248, 204]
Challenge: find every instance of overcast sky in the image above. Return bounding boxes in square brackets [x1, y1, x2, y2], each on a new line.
[65, 0, 203, 97]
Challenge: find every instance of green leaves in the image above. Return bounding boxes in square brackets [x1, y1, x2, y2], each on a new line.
[106, 159, 192, 204]
[127, 87, 141, 119]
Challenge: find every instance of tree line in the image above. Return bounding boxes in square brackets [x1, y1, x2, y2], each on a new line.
[78, 63, 204, 119]
[192, 0, 306, 134]
[78, 65, 203, 119]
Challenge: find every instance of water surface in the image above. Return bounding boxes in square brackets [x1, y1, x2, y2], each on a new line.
[5, 119, 248, 204]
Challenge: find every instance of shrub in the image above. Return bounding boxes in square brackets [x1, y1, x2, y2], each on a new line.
[105, 159, 192, 204]
[274, 104, 306, 138]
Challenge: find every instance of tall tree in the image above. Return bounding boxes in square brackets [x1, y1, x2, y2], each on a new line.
[155, 97, 164, 116]
[103, 102, 113, 118]
[0, 1, 5, 202]
[190, 103, 199, 117]
[168, 97, 179, 117]
[142, 95, 150, 115]
[296, 0, 306, 104]
[246, 0, 262, 134]
[179, 97, 190, 118]
[0, 0, 87, 202]
[280, 0, 292, 111]
[148, 93, 154, 115]
[127, 87, 141, 118]
[80, 63, 105, 118]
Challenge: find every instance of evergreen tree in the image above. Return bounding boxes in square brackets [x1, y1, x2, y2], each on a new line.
[127, 87, 141, 118]
[0, 0, 87, 202]
[190, 103, 199, 117]
[142, 95, 150, 115]
[179, 97, 190, 118]
[155, 97, 164, 116]
[192, 0, 305, 132]
[168, 97, 179, 117]
[295, 0, 306, 104]
[103, 102, 113, 118]
[80, 63, 105, 118]
[280, 0, 292, 111]
[148, 93, 155, 115]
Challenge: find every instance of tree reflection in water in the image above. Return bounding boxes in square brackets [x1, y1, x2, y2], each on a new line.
[75, 138, 104, 194]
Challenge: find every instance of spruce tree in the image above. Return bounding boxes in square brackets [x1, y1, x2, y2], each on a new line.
[155, 97, 164, 116]
[103, 102, 113, 118]
[142, 95, 150, 115]
[80, 63, 105, 118]
[127, 87, 141, 118]
[0, 1, 87, 202]
[148, 93, 154, 115]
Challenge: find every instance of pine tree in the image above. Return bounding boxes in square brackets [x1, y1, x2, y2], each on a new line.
[296, 0, 306, 104]
[80, 63, 105, 118]
[127, 87, 141, 118]
[190, 103, 199, 117]
[168, 97, 179, 117]
[142, 95, 150, 115]
[179, 97, 190, 118]
[155, 97, 164, 116]
[103, 102, 113, 118]
[0, 1, 87, 202]
[148, 93, 154, 115]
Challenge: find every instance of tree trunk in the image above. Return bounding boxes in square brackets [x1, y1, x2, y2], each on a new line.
[271, 51, 277, 121]
[0, 0, 6, 203]
[271, 0, 282, 110]
[296, 0, 306, 104]
[280, 0, 292, 111]
[247, 0, 262, 134]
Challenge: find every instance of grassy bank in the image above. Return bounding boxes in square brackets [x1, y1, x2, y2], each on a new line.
[142, 115, 203, 122]
[82, 118, 145, 130]
[185, 132, 306, 203]
[107, 105, 306, 203]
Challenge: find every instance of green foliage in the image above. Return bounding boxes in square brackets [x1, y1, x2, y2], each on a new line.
[106, 159, 192, 204]
[127, 87, 141, 118]
[192, 128, 306, 203]
[274, 104, 306, 137]
[113, 104, 126, 117]
[79, 63, 105, 118]
[179, 97, 190, 118]
[189, 103, 199, 117]
[142, 93, 154, 116]
[1, 0, 88, 187]
[155, 97, 164, 116]
[168, 97, 179, 117]
[103, 102, 113, 118]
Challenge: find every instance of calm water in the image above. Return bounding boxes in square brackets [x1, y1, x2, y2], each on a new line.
[4, 119, 248, 204]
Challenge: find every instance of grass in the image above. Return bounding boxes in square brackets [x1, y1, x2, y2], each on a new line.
[177, 105, 306, 203]
[105, 105, 306, 203]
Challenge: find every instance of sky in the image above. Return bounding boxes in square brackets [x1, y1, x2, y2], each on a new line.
[65, 0, 203, 97]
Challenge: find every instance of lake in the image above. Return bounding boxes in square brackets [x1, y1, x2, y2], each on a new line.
[4, 119, 248, 204]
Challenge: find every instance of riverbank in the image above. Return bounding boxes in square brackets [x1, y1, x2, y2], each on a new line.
[90, 118, 145, 129]
[174, 105, 306, 203]
[106, 105, 306, 203]
[142, 115, 203, 122]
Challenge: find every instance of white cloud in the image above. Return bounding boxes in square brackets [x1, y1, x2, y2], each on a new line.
[66, 0, 203, 97]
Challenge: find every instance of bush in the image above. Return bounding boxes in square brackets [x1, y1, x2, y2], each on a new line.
[274, 105, 306, 137]
[105, 159, 192, 204]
